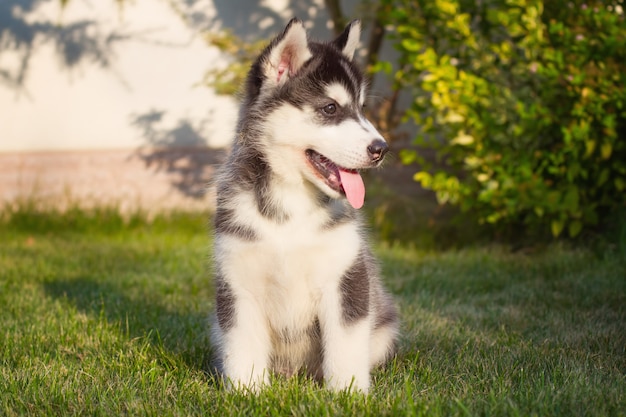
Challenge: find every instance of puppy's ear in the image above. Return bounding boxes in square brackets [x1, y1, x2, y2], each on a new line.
[263, 18, 311, 86]
[333, 20, 361, 60]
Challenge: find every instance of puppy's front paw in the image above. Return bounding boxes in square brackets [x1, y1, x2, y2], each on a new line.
[224, 369, 270, 394]
[326, 374, 370, 394]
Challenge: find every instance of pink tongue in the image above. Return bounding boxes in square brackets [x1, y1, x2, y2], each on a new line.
[338, 169, 365, 209]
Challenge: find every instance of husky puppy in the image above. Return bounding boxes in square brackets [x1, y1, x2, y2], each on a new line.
[211, 18, 398, 393]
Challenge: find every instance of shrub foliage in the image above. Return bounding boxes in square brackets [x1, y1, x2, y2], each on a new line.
[380, 0, 626, 237]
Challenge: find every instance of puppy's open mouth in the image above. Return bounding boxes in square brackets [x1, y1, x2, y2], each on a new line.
[305, 149, 365, 209]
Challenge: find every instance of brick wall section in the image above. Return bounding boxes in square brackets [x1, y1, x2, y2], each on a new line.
[0, 148, 226, 214]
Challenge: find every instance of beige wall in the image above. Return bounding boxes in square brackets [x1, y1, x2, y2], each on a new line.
[1, 0, 238, 152]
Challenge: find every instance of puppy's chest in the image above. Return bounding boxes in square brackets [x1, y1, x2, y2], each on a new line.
[254, 217, 357, 285]
[235, 191, 360, 284]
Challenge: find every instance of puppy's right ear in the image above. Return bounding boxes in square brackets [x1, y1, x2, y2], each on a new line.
[261, 18, 312, 87]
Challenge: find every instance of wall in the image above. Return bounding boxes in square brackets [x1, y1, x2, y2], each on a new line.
[3, 0, 233, 152]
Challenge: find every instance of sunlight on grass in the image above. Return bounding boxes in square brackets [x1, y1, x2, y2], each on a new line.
[1, 208, 624, 416]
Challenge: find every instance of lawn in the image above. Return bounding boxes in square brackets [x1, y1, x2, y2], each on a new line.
[1, 209, 625, 416]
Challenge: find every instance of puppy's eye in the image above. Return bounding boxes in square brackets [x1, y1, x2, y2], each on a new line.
[321, 103, 337, 115]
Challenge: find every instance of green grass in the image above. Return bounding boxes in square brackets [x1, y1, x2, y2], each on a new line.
[1, 208, 625, 416]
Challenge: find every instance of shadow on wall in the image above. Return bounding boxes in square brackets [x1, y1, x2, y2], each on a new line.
[187, 0, 334, 40]
[0, 0, 134, 97]
[131, 110, 227, 200]
[0, 0, 332, 94]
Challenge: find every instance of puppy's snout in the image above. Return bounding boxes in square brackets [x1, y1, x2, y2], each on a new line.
[367, 139, 388, 163]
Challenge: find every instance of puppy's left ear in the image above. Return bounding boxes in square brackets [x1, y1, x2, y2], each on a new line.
[333, 20, 361, 60]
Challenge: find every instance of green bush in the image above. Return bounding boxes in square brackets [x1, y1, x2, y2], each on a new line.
[380, 0, 626, 238]
[201, 30, 267, 95]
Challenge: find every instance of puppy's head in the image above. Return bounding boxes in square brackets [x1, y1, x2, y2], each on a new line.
[243, 19, 388, 209]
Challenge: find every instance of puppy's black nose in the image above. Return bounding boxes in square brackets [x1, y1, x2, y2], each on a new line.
[367, 139, 389, 163]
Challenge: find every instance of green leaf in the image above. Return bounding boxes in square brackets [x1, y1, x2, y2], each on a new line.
[414, 171, 432, 187]
[401, 38, 421, 52]
[585, 140, 596, 157]
[563, 187, 579, 212]
[551, 219, 564, 237]
[568, 220, 583, 238]
[370, 61, 393, 75]
[450, 131, 474, 145]
[598, 168, 610, 186]
[601, 142, 612, 159]
[566, 162, 581, 182]
[547, 191, 561, 207]
[399, 149, 417, 165]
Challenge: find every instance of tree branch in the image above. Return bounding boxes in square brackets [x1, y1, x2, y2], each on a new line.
[324, 0, 347, 36]
[365, 5, 386, 84]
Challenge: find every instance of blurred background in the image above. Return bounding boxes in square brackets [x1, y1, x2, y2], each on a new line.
[1, 0, 625, 245]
